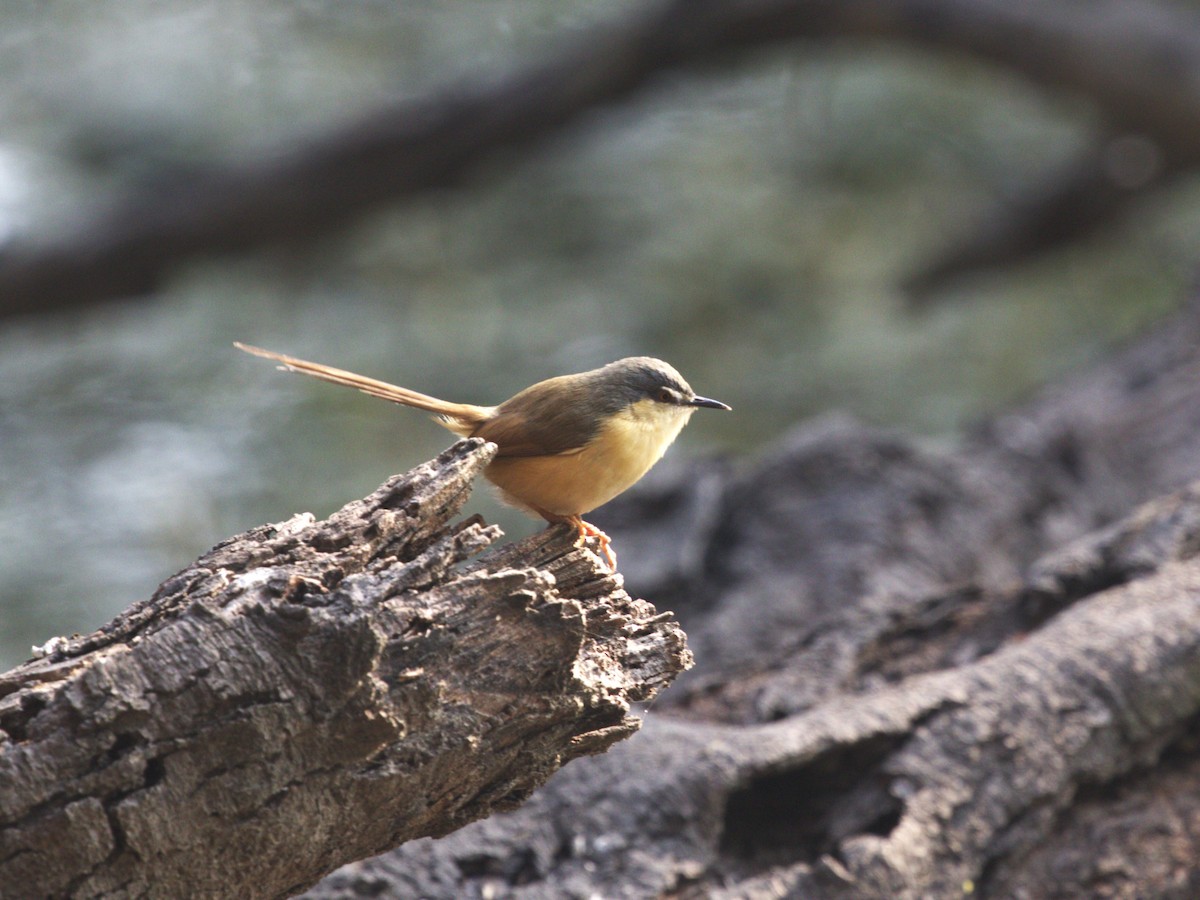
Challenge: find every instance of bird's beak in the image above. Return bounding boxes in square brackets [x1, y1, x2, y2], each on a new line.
[690, 396, 731, 410]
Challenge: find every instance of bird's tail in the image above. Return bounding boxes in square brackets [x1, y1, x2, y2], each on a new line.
[234, 343, 491, 435]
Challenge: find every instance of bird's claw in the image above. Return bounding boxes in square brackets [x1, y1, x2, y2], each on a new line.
[572, 519, 618, 570]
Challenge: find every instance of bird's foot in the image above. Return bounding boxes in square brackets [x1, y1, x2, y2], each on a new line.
[571, 518, 617, 570]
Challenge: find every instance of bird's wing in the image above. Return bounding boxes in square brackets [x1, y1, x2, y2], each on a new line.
[473, 377, 603, 457]
[472, 409, 590, 457]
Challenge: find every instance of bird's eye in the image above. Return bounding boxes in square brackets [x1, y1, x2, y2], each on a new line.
[658, 387, 675, 404]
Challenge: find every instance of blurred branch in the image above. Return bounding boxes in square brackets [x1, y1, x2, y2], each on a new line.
[4, 0, 1200, 317]
[904, 133, 1179, 299]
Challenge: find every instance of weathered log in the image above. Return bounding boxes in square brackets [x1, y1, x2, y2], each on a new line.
[304, 299, 1200, 897]
[607, 294, 1200, 724]
[0, 439, 692, 899]
[315, 483, 1200, 897]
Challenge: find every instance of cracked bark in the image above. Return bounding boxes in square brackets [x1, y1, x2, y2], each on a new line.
[306, 300, 1200, 898]
[0, 439, 692, 899]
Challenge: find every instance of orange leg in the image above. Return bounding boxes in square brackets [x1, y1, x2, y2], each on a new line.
[567, 516, 618, 570]
[530, 504, 619, 570]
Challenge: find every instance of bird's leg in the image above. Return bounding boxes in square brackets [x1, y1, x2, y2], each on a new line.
[567, 516, 617, 570]
[531, 505, 618, 570]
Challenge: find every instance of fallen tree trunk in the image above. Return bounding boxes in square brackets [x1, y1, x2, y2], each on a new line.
[306, 299, 1200, 898]
[0, 440, 692, 899]
[315, 485, 1200, 897]
[9, 296, 1200, 898]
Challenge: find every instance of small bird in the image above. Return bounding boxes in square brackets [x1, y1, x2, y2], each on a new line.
[234, 343, 730, 568]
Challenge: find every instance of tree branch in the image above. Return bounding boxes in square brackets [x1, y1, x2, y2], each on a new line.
[301, 295, 1200, 899]
[5, 0, 1200, 317]
[904, 133, 1178, 298]
[0, 439, 692, 899]
[316, 484, 1200, 896]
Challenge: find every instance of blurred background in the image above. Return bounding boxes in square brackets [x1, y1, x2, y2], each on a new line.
[1, 0, 1196, 669]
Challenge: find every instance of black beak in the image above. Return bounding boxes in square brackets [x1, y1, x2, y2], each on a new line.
[690, 396, 731, 410]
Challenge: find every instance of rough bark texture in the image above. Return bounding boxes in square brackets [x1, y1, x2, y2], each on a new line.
[305, 301, 1200, 899]
[0, 440, 692, 899]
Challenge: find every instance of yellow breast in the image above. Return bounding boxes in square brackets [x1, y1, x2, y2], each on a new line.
[484, 399, 694, 518]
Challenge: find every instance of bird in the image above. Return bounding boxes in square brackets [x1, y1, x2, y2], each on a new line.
[234, 342, 730, 569]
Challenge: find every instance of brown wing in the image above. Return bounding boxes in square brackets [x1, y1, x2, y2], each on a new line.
[473, 375, 602, 457]
[235, 343, 492, 434]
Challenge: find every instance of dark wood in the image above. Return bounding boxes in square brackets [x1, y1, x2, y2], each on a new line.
[0, 439, 692, 899]
[306, 299, 1200, 898]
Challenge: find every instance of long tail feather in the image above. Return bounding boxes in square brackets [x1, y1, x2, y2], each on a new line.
[234, 343, 491, 432]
